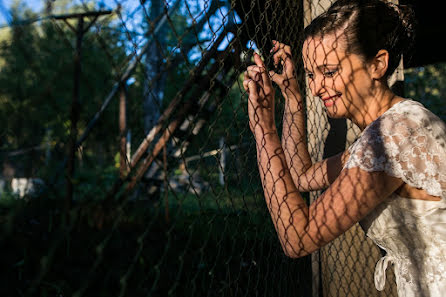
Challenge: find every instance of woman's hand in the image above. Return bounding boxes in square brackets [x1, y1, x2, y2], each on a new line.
[269, 41, 299, 96]
[243, 53, 277, 136]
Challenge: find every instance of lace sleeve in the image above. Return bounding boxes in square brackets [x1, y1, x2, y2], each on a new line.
[344, 105, 446, 199]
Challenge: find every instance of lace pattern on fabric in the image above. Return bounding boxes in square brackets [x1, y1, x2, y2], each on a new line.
[344, 100, 446, 296]
[344, 100, 446, 199]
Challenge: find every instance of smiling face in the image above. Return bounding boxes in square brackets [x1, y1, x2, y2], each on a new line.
[302, 33, 375, 119]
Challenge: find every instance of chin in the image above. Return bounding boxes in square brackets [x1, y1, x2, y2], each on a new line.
[326, 113, 345, 119]
[324, 107, 346, 119]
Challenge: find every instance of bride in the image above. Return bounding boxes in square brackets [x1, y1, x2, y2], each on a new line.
[243, 0, 446, 296]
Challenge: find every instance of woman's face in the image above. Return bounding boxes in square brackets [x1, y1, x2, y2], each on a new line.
[302, 33, 374, 119]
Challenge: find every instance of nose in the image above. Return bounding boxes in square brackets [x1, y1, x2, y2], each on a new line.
[310, 75, 325, 97]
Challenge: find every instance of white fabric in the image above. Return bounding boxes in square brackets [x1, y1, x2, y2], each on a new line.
[375, 254, 393, 291]
[344, 99, 446, 297]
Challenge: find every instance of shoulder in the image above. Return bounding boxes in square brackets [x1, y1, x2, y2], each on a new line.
[345, 99, 446, 198]
[364, 99, 446, 143]
[345, 99, 445, 168]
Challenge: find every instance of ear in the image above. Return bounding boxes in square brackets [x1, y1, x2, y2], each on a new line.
[370, 49, 389, 80]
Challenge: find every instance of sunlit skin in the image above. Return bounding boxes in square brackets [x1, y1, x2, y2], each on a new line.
[302, 32, 404, 129]
[242, 35, 440, 258]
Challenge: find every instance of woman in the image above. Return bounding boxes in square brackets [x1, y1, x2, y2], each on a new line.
[243, 0, 446, 296]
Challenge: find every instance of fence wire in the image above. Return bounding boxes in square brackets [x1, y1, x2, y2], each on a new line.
[0, 0, 442, 296]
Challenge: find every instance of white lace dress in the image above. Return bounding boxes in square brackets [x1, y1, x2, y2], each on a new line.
[344, 100, 446, 297]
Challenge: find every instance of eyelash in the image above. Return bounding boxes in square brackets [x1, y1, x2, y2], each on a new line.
[324, 70, 338, 77]
[306, 69, 338, 80]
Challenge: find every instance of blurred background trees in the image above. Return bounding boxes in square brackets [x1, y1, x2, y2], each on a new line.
[0, 1, 444, 296]
[0, 0, 444, 194]
[0, 0, 244, 187]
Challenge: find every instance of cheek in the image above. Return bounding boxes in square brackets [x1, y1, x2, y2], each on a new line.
[333, 70, 365, 95]
[331, 75, 347, 92]
[350, 68, 372, 88]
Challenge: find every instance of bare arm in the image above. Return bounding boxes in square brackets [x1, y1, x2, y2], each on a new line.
[270, 42, 347, 192]
[244, 53, 403, 257]
[256, 132, 401, 257]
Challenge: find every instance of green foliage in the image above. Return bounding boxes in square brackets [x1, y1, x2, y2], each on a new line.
[0, 2, 144, 177]
[405, 63, 446, 121]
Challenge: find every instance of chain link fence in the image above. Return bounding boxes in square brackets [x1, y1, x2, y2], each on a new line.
[0, 0, 442, 296]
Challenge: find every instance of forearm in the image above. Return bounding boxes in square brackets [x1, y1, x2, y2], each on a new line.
[281, 88, 315, 191]
[254, 131, 312, 257]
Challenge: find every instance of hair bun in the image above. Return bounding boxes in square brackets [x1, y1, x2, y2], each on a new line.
[389, 2, 417, 62]
[398, 4, 416, 39]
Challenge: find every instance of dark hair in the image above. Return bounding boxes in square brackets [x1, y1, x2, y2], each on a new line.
[304, 0, 416, 78]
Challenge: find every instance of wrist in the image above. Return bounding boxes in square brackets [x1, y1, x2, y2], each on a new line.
[253, 128, 279, 143]
[284, 99, 304, 114]
[281, 86, 301, 101]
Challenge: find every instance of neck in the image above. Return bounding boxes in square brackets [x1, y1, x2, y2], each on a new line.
[351, 86, 403, 130]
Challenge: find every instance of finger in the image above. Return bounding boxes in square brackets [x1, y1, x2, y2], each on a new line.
[244, 71, 252, 82]
[243, 79, 249, 92]
[247, 65, 261, 72]
[273, 48, 292, 67]
[245, 78, 259, 99]
[271, 40, 279, 53]
[269, 70, 280, 84]
[254, 52, 265, 68]
[246, 65, 264, 84]
[244, 71, 256, 90]
[243, 78, 253, 92]
[253, 53, 270, 90]
[243, 78, 257, 93]
[281, 44, 292, 55]
[275, 41, 291, 54]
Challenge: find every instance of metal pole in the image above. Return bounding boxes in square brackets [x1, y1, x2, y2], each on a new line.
[55, 10, 112, 211]
[66, 16, 84, 211]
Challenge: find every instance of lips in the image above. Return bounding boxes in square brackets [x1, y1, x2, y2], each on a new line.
[321, 94, 340, 107]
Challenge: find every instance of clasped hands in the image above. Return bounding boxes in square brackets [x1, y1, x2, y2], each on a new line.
[243, 41, 298, 137]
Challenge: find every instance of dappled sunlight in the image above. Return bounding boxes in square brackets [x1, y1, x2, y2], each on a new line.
[0, 0, 445, 297]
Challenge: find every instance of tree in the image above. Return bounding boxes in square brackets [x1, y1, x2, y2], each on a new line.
[405, 64, 446, 121]
[0, 1, 133, 179]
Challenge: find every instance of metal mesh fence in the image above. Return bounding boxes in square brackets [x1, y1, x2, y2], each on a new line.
[0, 0, 443, 296]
